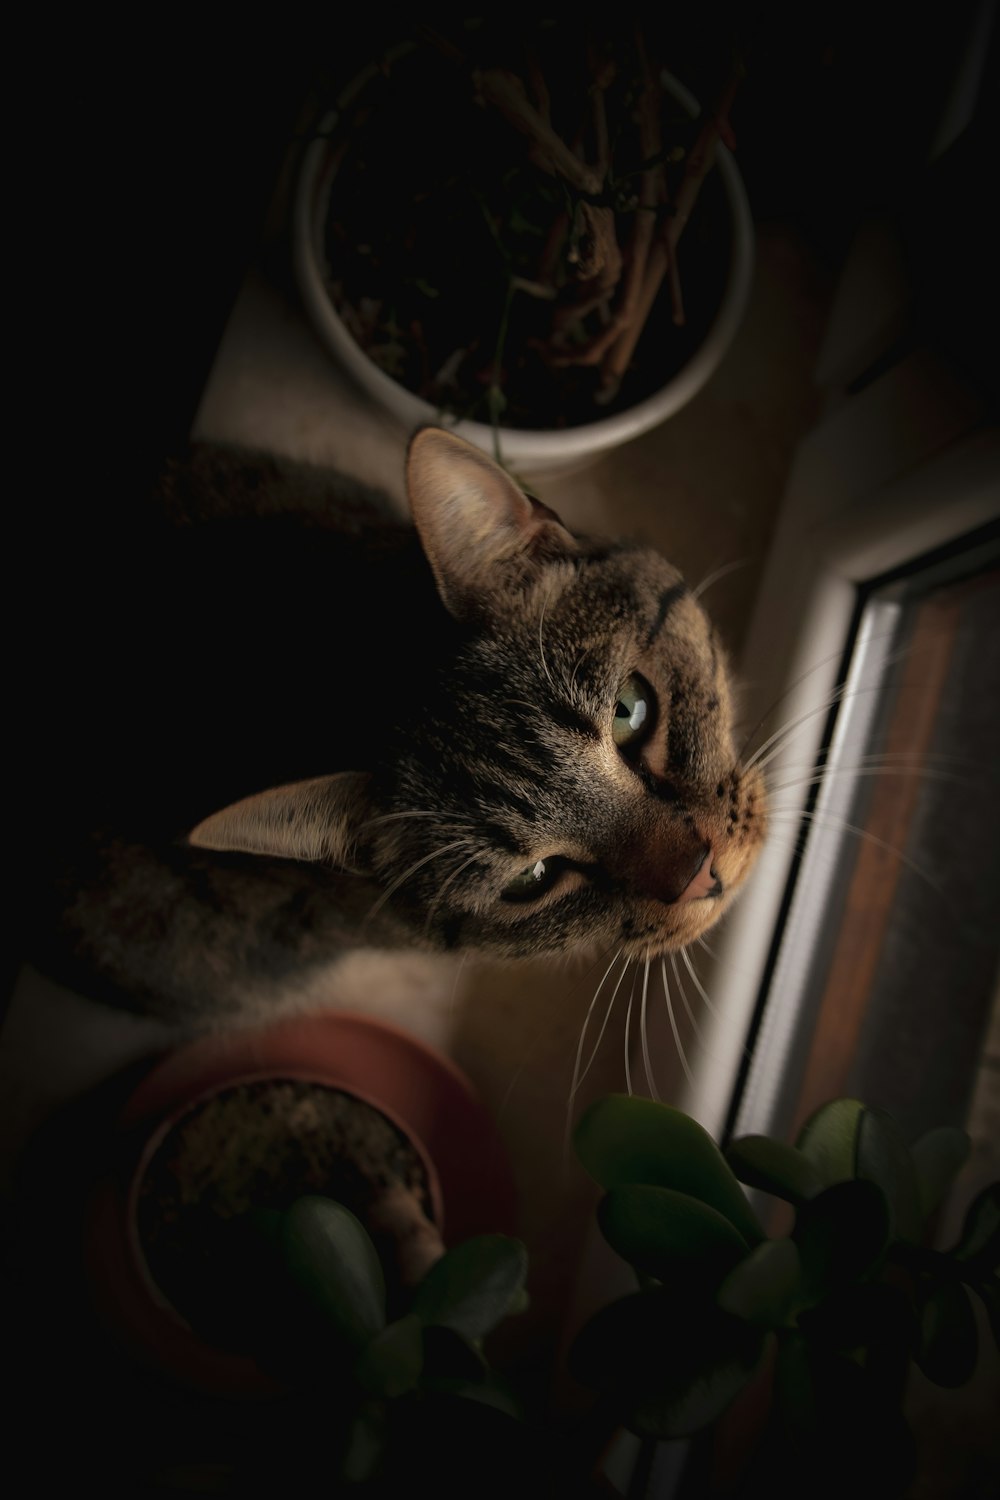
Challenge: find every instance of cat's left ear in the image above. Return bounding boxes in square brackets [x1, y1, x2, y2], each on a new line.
[406, 427, 577, 617]
[187, 772, 373, 869]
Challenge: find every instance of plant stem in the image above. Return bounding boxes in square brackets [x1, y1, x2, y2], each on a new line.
[490, 278, 516, 462]
[364, 1181, 446, 1286]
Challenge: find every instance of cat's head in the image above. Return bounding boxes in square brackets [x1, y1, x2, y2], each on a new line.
[189, 428, 766, 961]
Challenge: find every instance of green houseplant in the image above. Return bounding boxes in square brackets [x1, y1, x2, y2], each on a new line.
[82, 1010, 519, 1401]
[570, 1094, 999, 1497]
[71, 1058, 997, 1495]
[192, 1193, 532, 1493]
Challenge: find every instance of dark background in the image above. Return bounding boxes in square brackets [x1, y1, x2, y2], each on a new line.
[25, 6, 999, 519]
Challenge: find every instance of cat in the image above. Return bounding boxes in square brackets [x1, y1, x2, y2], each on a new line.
[23, 426, 767, 1023]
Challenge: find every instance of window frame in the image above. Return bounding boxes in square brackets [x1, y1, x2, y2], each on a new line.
[678, 352, 999, 1143]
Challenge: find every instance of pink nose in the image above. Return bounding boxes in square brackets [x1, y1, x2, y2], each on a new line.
[676, 849, 719, 904]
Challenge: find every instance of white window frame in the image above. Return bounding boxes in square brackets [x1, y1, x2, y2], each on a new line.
[679, 353, 999, 1142]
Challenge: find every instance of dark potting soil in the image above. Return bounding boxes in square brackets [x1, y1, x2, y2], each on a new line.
[135, 1079, 434, 1341]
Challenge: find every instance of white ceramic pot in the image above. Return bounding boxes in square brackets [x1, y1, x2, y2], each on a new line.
[294, 63, 754, 476]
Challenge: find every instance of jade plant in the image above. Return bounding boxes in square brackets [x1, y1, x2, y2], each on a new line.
[207, 1195, 530, 1490]
[570, 1095, 999, 1497]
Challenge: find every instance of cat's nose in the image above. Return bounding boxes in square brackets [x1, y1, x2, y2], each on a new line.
[676, 847, 721, 904]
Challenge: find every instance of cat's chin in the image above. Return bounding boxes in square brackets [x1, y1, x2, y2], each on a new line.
[619, 890, 739, 960]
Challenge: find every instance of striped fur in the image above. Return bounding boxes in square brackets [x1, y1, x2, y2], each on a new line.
[28, 429, 766, 1021]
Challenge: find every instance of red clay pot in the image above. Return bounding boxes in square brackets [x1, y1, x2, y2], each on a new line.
[84, 1010, 517, 1396]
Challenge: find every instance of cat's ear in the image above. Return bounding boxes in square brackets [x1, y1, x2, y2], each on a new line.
[406, 426, 577, 616]
[187, 773, 372, 869]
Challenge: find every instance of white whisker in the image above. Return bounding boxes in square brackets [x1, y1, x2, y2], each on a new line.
[537, 584, 556, 692]
[354, 809, 475, 849]
[640, 956, 659, 1101]
[738, 629, 915, 765]
[670, 951, 705, 1044]
[568, 952, 630, 1108]
[360, 809, 474, 834]
[768, 764, 969, 797]
[767, 808, 946, 900]
[767, 754, 978, 797]
[661, 958, 693, 1086]
[424, 848, 487, 934]
[570, 643, 594, 696]
[690, 556, 750, 602]
[678, 946, 723, 1025]
[744, 678, 885, 775]
[677, 947, 755, 1067]
[365, 838, 475, 920]
[623, 963, 640, 1096]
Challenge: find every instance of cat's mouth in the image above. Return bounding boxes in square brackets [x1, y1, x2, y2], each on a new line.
[622, 885, 730, 957]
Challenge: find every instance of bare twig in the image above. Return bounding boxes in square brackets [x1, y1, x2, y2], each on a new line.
[598, 58, 741, 393]
[665, 64, 742, 250]
[364, 1181, 446, 1287]
[572, 201, 622, 285]
[547, 312, 628, 367]
[598, 237, 670, 398]
[476, 68, 604, 196]
[615, 28, 665, 331]
[387, 27, 739, 411]
[537, 207, 571, 287]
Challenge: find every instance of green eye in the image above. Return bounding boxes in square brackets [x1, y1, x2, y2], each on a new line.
[502, 856, 563, 903]
[613, 673, 653, 748]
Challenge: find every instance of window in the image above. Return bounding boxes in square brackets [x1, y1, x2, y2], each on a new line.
[679, 362, 999, 1158]
[728, 525, 999, 1154]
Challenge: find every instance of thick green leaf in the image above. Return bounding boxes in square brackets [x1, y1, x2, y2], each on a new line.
[856, 1107, 921, 1243]
[569, 1285, 764, 1439]
[574, 1095, 762, 1244]
[769, 1332, 816, 1442]
[973, 1276, 1000, 1353]
[910, 1126, 971, 1221]
[717, 1237, 801, 1327]
[726, 1135, 824, 1205]
[411, 1235, 527, 1340]
[280, 1195, 386, 1349]
[795, 1098, 865, 1186]
[421, 1323, 489, 1385]
[797, 1281, 917, 1362]
[950, 1181, 1000, 1272]
[792, 1180, 890, 1305]
[421, 1372, 523, 1419]
[917, 1280, 979, 1388]
[597, 1184, 750, 1281]
[792, 1348, 916, 1497]
[340, 1403, 389, 1485]
[354, 1313, 424, 1398]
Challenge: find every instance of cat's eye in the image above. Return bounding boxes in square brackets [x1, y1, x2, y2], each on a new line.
[613, 673, 654, 749]
[502, 856, 565, 903]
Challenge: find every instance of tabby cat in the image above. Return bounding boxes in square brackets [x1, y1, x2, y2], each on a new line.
[26, 427, 766, 1022]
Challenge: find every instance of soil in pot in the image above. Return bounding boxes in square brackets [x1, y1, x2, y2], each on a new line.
[134, 1077, 441, 1355]
[319, 21, 737, 432]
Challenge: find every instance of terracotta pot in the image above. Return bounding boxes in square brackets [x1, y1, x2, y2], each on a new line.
[84, 1010, 517, 1396]
[293, 47, 753, 477]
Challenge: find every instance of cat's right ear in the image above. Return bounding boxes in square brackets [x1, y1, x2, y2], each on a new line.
[187, 772, 373, 869]
[406, 427, 577, 617]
